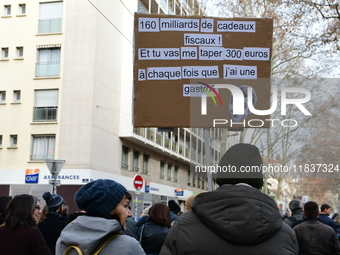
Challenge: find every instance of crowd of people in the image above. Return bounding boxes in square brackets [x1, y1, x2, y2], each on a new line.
[0, 143, 340, 255]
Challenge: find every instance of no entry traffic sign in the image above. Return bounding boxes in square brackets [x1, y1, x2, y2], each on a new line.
[133, 174, 144, 190]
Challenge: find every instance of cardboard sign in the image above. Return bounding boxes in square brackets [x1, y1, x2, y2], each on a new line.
[134, 13, 273, 127]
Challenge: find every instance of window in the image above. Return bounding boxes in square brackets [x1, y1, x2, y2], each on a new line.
[31, 135, 55, 160]
[2, 48, 8, 59]
[143, 154, 149, 174]
[33, 89, 58, 122]
[36, 47, 61, 76]
[174, 166, 178, 182]
[167, 163, 172, 181]
[121, 146, 129, 169]
[4, 5, 11, 16]
[13, 90, 21, 102]
[38, 2, 63, 33]
[192, 173, 196, 187]
[0, 135, 2, 148]
[10, 135, 18, 147]
[16, 47, 23, 58]
[160, 161, 165, 179]
[19, 4, 26, 15]
[133, 150, 139, 172]
[0, 91, 5, 103]
[187, 170, 191, 185]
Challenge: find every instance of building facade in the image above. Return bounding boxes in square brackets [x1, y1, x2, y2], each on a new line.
[0, 0, 235, 216]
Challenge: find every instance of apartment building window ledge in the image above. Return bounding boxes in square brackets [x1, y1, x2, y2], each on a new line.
[16, 15, 27, 17]
[0, 59, 9, 61]
[30, 122, 58, 125]
[1, 16, 12, 18]
[13, 58, 24, 61]
[10, 102, 21, 105]
[27, 160, 45, 163]
[0, 103, 6, 105]
[36, 32, 63, 36]
[7, 146, 18, 149]
[33, 76, 60, 80]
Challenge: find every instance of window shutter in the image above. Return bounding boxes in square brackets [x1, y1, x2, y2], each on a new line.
[35, 90, 58, 107]
[40, 2, 63, 19]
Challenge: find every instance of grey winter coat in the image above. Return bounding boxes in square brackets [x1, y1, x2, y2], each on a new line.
[160, 184, 298, 255]
[56, 215, 145, 255]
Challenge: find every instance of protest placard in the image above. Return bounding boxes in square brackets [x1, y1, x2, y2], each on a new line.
[134, 13, 273, 127]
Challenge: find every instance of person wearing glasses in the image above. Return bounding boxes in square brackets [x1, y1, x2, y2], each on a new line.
[0, 194, 52, 255]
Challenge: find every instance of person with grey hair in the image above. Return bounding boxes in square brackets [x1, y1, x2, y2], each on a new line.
[283, 200, 305, 228]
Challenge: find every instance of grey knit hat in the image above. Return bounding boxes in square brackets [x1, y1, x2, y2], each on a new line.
[216, 143, 263, 189]
[75, 179, 127, 217]
[42, 192, 64, 211]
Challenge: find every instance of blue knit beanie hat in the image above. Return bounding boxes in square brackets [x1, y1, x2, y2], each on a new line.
[43, 192, 64, 211]
[75, 179, 127, 217]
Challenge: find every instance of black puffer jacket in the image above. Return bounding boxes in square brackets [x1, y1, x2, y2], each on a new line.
[38, 212, 66, 255]
[160, 184, 298, 255]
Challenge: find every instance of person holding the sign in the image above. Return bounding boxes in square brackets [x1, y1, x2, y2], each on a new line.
[56, 179, 145, 255]
[160, 143, 298, 255]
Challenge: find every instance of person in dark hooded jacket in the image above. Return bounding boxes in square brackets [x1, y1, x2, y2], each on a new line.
[38, 192, 66, 255]
[160, 143, 298, 255]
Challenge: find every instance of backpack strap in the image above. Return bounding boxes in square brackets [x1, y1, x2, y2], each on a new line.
[92, 234, 119, 255]
[62, 246, 84, 255]
[287, 216, 296, 222]
[139, 224, 145, 243]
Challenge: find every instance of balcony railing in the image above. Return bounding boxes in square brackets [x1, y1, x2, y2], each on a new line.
[164, 138, 170, 149]
[33, 107, 57, 122]
[156, 133, 163, 145]
[38, 18, 62, 33]
[36, 62, 60, 77]
[30, 153, 54, 161]
[172, 141, 177, 152]
[134, 127, 145, 136]
[121, 163, 129, 169]
[146, 128, 155, 141]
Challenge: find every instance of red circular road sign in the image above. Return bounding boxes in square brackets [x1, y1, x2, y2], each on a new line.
[133, 174, 144, 190]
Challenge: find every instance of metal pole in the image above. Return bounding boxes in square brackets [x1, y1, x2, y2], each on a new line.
[203, 128, 213, 191]
[135, 194, 138, 221]
[52, 162, 57, 194]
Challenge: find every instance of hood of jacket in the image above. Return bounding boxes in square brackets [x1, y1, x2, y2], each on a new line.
[57, 215, 124, 254]
[191, 184, 282, 246]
